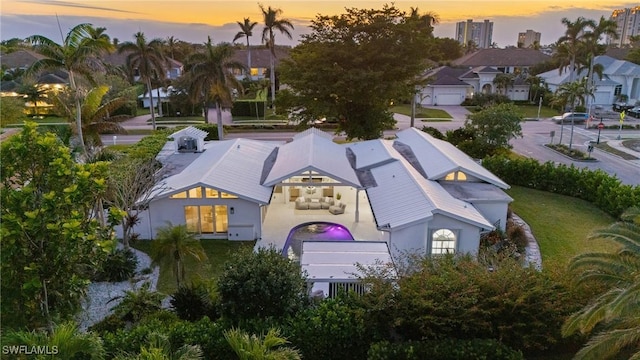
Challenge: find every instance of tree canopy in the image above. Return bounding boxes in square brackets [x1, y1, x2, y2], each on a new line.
[278, 4, 435, 140]
[0, 123, 115, 330]
[463, 103, 523, 155]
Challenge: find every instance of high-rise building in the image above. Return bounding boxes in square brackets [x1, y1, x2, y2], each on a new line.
[455, 19, 493, 49]
[609, 6, 640, 47]
[517, 30, 541, 48]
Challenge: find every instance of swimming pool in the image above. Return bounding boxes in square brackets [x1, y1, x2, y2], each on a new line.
[282, 222, 355, 260]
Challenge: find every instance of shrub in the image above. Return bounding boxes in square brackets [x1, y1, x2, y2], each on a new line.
[92, 248, 138, 282]
[217, 247, 307, 325]
[482, 156, 640, 218]
[461, 93, 511, 107]
[367, 339, 524, 360]
[506, 220, 528, 251]
[194, 124, 221, 141]
[231, 100, 265, 117]
[360, 254, 580, 354]
[420, 126, 445, 140]
[171, 282, 219, 322]
[108, 283, 165, 324]
[287, 295, 371, 360]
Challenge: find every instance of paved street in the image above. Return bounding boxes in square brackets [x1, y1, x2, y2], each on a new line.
[97, 106, 640, 186]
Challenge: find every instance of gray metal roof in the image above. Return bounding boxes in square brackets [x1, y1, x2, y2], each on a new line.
[346, 139, 396, 170]
[155, 138, 278, 203]
[440, 182, 513, 203]
[366, 153, 493, 230]
[262, 131, 361, 187]
[395, 128, 509, 189]
[301, 241, 394, 281]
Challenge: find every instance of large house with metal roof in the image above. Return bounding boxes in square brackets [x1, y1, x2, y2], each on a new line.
[128, 127, 512, 262]
[539, 55, 640, 106]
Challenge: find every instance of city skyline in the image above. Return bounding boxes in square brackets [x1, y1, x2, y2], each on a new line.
[1, 1, 638, 47]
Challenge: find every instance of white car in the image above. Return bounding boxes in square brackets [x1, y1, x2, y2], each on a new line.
[551, 112, 589, 124]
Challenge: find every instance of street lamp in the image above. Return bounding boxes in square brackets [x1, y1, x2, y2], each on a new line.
[596, 117, 604, 144]
[537, 96, 543, 120]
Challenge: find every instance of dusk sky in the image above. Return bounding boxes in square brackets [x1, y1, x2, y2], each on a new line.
[1, 1, 637, 47]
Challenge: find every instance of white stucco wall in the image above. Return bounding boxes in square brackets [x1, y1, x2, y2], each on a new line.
[387, 220, 429, 260]
[471, 201, 510, 231]
[429, 214, 483, 255]
[122, 196, 263, 240]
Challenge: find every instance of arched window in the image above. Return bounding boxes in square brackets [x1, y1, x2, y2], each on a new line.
[444, 171, 467, 181]
[432, 229, 456, 254]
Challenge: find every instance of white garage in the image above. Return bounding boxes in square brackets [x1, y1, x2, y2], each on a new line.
[435, 93, 464, 105]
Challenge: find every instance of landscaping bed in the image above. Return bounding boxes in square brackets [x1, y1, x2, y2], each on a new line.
[545, 143, 596, 161]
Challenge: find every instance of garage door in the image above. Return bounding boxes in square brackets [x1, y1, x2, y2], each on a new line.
[593, 91, 610, 105]
[436, 93, 462, 105]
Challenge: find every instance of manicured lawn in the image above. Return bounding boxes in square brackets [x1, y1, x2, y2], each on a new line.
[506, 186, 615, 269]
[515, 104, 558, 119]
[390, 104, 452, 119]
[132, 239, 255, 295]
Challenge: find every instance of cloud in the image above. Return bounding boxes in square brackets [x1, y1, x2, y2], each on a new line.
[16, 0, 140, 14]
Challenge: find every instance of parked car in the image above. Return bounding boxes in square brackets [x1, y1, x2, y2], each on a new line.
[613, 102, 635, 112]
[628, 106, 640, 118]
[552, 112, 590, 124]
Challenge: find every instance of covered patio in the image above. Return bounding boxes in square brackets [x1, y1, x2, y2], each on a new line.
[257, 189, 383, 251]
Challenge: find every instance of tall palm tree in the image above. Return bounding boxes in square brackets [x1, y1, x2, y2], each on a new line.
[260, 5, 294, 113]
[151, 223, 207, 289]
[27, 23, 113, 154]
[563, 207, 640, 360]
[408, 7, 440, 36]
[52, 84, 137, 145]
[224, 327, 301, 360]
[185, 37, 244, 140]
[118, 32, 167, 130]
[2, 322, 105, 359]
[557, 17, 596, 83]
[583, 17, 619, 113]
[555, 79, 593, 148]
[234, 18, 258, 79]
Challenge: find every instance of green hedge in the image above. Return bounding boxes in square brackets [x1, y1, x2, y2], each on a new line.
[231, 101, 265, 117]
[368, 339, 523, 360]
[482, 156, 640, 218]
[121, 129, 173, 161]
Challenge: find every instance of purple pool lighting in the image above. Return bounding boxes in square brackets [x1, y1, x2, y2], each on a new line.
[282, 222, 355, 259]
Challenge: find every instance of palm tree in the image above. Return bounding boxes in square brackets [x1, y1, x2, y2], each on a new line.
[118, 32, 167, 130]
[2, 322, 105, 359]
[151, 223, 207, 289]
[492, 73, 514, 96]
[27, 23, 113, 154]
[234, 18, 258, 79]
[17, 81, 49, 117]
[113, 331, 203, 360]
[408, 7, 440, 36]
[108, 283, 165, 323]
[557, 17, 596, 83]
[52, 84, 137, 145]
[185, 37, 244, 140]
[583, 17, 618, 113]
[555, 79, 593, 148]
[562, 207, 640, 360]
[260, 5, 294, 113]
[224, 327, 301, 360]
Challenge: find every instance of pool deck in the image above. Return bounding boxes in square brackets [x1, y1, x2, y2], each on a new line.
[256, 192, 384, 252]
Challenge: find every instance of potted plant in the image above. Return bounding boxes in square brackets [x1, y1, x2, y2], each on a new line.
[336, 192, 342, 200]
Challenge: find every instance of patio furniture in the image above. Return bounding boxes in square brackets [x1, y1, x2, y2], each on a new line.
[329, 202, 346, 215]
[295, 197, 309, 210]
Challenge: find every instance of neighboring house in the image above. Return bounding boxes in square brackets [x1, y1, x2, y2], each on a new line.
[125, 127, 512, 267]
[418, 65, 530, 105]
[538, 55, 640, 105]
[452, 48, 551, 75]
[230, 46, 291, 81]
[138, 87, 174, 110]
[102, 51, 183, 80]
[0, 49, 46, 70]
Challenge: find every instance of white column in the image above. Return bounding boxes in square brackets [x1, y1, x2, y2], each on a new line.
[355, 189, 360, 223]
